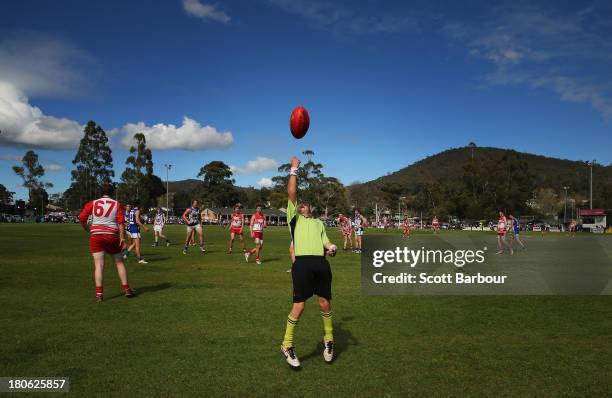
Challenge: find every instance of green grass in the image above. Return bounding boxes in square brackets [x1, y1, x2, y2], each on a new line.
[2, 224, 612, 397]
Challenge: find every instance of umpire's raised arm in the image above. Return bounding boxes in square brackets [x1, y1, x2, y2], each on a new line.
[288, 156, 300, 205]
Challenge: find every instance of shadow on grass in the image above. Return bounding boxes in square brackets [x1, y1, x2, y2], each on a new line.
[146, 257, 171, 262]
[136, 282, 173, 295]
[106, 283, 173, 301]
[299, 316, 358, 363]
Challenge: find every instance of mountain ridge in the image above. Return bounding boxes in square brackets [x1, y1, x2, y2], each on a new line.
[358, 146, 611, 191]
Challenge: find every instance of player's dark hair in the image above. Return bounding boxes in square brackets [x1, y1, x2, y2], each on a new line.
[354, 207, 360, 213]
[255, 203, 263, 209]
[100, 183, 114, 197]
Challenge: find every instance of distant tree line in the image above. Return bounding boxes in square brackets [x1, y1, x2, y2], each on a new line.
[6, 132, 610, 224]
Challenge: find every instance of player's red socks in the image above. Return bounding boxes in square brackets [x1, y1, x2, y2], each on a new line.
[96, 286, 103, 295]
[122, 284, 130, 292]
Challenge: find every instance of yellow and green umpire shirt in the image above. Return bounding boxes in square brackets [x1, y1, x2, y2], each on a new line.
[287, 200, 330, 256]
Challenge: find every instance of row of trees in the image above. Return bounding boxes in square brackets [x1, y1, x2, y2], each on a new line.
[61, 122, 164, 211]
[6, 121, 164, 213]
[6, 120, 300, 215]
[269, 150, 349, 216]
[156, 150, 349, 215]
[5, 125, 608, 223]
[348, 153, 536, 221]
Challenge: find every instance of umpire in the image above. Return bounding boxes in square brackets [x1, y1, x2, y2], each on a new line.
[279, 156, 337, 368]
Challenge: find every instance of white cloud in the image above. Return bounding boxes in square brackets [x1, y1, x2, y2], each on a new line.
[0, 82, 84, 149]
[182, 0, 230, 24]
[44, 163, 67, 172]
[230, 157, 278, 174]
[549, 76, 612, 120]
[257, 178, 273, 188]
[0, 34, 90, 149]
[0, 154, 22, 161]
[121, 117, 233, 150]
[0, 32, 237, 153]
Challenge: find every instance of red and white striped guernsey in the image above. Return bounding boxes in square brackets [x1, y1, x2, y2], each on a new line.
[79, 195, 125, 235]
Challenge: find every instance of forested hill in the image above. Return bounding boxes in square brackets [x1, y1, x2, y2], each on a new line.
[363, 146, 611, 192]
[348, 146, 611, 220]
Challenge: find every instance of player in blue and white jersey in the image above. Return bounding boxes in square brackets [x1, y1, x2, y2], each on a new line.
[508, 214, 525, 250]
[124, 202, 149, 263]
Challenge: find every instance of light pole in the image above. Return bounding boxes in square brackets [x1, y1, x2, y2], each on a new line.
[589, 160, 595, 209]
[164, 164, 172, 219]
[563, 186, 569, 223]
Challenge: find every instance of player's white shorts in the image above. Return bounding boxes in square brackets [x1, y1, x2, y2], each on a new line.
[128, 232, 141, 239]
[187, 224, 202, 233]
[355, 228, 364, 236]
[154, 225, 163, 233]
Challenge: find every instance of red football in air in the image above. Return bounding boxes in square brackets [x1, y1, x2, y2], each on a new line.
[290, 106, 310, 139]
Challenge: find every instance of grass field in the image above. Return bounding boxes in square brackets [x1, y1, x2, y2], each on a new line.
[2, 224, 612, 397]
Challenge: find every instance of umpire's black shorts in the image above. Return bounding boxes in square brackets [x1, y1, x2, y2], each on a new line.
[291, 255, 332, 303]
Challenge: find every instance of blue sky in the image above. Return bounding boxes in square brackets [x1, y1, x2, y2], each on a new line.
[1, 0, 611, 200]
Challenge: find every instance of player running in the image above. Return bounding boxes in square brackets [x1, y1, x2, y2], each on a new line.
[152, 207, 171, 247]
[496, 211, 513, 255]
[569, 218, 577, 238]
[245, 204, 266, 264]
[432, 215, 440, 233]
[508, 214, 525, 250]
[402, 215, 411, 238]
[79, 184, 135, 303]
[227, 204, 248, 254]
[353, 208, 367, 254]
[124, 202, 149, 264]
[280, 156, 337, 369]
[182, 200, 205, 254]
